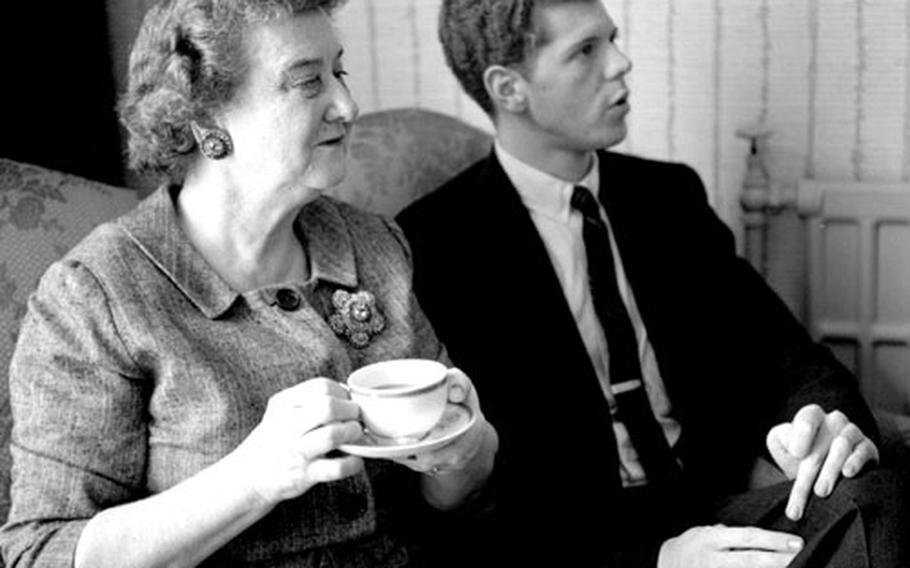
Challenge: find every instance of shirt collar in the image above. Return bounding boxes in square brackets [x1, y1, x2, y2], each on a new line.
[494, 141, 600, 223]
[118, 186, 358, 320]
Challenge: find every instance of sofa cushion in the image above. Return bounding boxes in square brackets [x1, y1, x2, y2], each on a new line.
[0, 158, 140, 526]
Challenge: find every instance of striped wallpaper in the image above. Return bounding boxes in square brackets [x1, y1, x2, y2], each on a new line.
[335, 0, 910, 236]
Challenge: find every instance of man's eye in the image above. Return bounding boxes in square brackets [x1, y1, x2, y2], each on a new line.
[334, 69, 349, 85]
[576, 42, 596, 58]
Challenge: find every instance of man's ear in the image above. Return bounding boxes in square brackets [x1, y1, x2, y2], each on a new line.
[483, 65, 528, 114]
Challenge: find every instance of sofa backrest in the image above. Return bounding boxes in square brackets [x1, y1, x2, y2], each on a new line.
[331, 107, 492, 215]
[0, 108, 491, 535]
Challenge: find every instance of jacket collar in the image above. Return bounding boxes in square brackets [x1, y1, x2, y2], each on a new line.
[296, 197, 358, 290]
[119, 186, 358, 319]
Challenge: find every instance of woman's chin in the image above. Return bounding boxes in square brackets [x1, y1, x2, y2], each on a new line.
[299, 166, 348, 194]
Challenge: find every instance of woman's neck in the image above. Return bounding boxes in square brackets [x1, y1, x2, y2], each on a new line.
[177, 171, 310, 293]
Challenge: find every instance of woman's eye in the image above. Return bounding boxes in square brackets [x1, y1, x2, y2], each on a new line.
[293, 76, 322, 95]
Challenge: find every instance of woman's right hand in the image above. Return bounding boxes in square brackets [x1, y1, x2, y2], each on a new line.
[230, 378, 364, 507]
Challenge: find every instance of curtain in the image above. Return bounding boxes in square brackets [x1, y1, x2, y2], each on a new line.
[0, 4, 124, 185]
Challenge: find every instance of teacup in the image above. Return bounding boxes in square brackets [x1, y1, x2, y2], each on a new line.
[347, 359, 449, 442]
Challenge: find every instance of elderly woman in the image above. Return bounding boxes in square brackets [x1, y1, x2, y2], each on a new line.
[0, 0, 498, 566]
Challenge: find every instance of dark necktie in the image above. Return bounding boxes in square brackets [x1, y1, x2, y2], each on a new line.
[570, 185, 680, 484]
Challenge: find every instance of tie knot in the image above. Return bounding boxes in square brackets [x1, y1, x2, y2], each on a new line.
[570, 185, 600, 220]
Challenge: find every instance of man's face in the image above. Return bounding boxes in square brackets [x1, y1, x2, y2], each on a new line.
[521, 1, 632, 153]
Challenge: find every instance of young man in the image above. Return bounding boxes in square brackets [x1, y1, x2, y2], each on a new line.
[397, 0, 908, 566]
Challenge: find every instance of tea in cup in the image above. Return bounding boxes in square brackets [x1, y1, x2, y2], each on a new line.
[346, 359, 448, 442]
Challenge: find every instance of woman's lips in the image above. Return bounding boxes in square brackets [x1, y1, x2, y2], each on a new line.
[318, 135, 345, 146]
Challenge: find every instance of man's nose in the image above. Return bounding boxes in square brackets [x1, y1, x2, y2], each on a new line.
[605, 45, 633, 79]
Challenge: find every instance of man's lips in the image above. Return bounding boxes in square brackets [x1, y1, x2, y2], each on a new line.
[610, 89, 630, 108]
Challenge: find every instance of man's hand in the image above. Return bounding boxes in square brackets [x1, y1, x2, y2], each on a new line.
[766, 404, 879, 520]
[658, 525, 803, 568]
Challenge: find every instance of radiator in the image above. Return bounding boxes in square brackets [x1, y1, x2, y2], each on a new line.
[797, 181, 910, 415]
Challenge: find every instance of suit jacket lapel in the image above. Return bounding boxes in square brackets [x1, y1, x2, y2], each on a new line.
[476, 154, 621, 490]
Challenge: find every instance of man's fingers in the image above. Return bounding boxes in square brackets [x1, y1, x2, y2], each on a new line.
[713, 526, 804, 553]
[723, 550, 799, 568]
[788, 404, 826, 458]
[843, 438, 879, 477]
[766, 423, 793, 470]
[813, 424, 860, 496]
[786, 451, 824, 520]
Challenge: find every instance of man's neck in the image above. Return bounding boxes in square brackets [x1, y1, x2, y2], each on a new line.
[496, 121, 596, 183]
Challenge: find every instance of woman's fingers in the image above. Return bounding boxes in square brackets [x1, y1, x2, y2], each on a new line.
[305, 455, 364, 484]
[445, 367, 471, 405]
[267, 380, 361, 435]
[298, 421, 363, 460]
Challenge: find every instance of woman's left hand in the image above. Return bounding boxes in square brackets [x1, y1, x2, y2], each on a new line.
[390, 368, 498, 509]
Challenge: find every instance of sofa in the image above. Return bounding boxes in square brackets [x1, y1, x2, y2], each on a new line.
[0, 108, 907, 549]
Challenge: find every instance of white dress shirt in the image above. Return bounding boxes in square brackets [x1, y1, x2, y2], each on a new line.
[495, 143, 682, 486]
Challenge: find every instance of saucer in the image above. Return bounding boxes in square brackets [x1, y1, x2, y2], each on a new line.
[340, 403, 476, 459]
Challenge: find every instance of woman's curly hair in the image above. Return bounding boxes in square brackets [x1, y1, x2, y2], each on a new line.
[118, 0, 345, 183]
[438, 0, 592, 116]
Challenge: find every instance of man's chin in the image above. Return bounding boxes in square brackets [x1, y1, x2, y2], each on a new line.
[598, 126, 628, 149]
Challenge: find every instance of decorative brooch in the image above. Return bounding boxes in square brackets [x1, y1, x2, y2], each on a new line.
[328, 289, 386, 348]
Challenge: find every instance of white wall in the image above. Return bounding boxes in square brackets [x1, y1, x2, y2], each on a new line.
[335, 0, 910, 236]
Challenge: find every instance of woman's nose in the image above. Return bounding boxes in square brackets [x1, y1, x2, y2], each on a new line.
[327, 79, 359, 124]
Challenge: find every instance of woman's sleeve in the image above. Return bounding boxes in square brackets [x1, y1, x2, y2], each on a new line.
[384, 217, 451, 367]
[1, 259, 148, 567]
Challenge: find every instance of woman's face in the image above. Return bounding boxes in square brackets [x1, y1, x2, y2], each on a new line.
[216, 10, 358, 201]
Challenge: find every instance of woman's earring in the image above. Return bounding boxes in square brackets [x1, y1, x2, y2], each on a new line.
[198, 127, 233, 160]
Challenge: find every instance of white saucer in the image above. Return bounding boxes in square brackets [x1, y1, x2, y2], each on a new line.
[340, 403, 476, 459]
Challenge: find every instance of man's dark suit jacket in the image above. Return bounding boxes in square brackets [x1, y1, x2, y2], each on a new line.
[396, 150, 877, 567]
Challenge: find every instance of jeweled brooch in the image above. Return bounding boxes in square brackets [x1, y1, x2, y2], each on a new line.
[328, 289, 386, 348]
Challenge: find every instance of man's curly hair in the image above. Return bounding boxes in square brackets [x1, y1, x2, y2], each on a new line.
[438, 0, 594, 116]
[118, 0, 345, 184]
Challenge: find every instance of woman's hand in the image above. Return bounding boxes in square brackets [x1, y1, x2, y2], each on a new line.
[231, 378, 365, 507]
[390, 368, 499, 509]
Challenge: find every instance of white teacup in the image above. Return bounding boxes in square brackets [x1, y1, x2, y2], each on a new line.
[347, 359, 449, 442]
